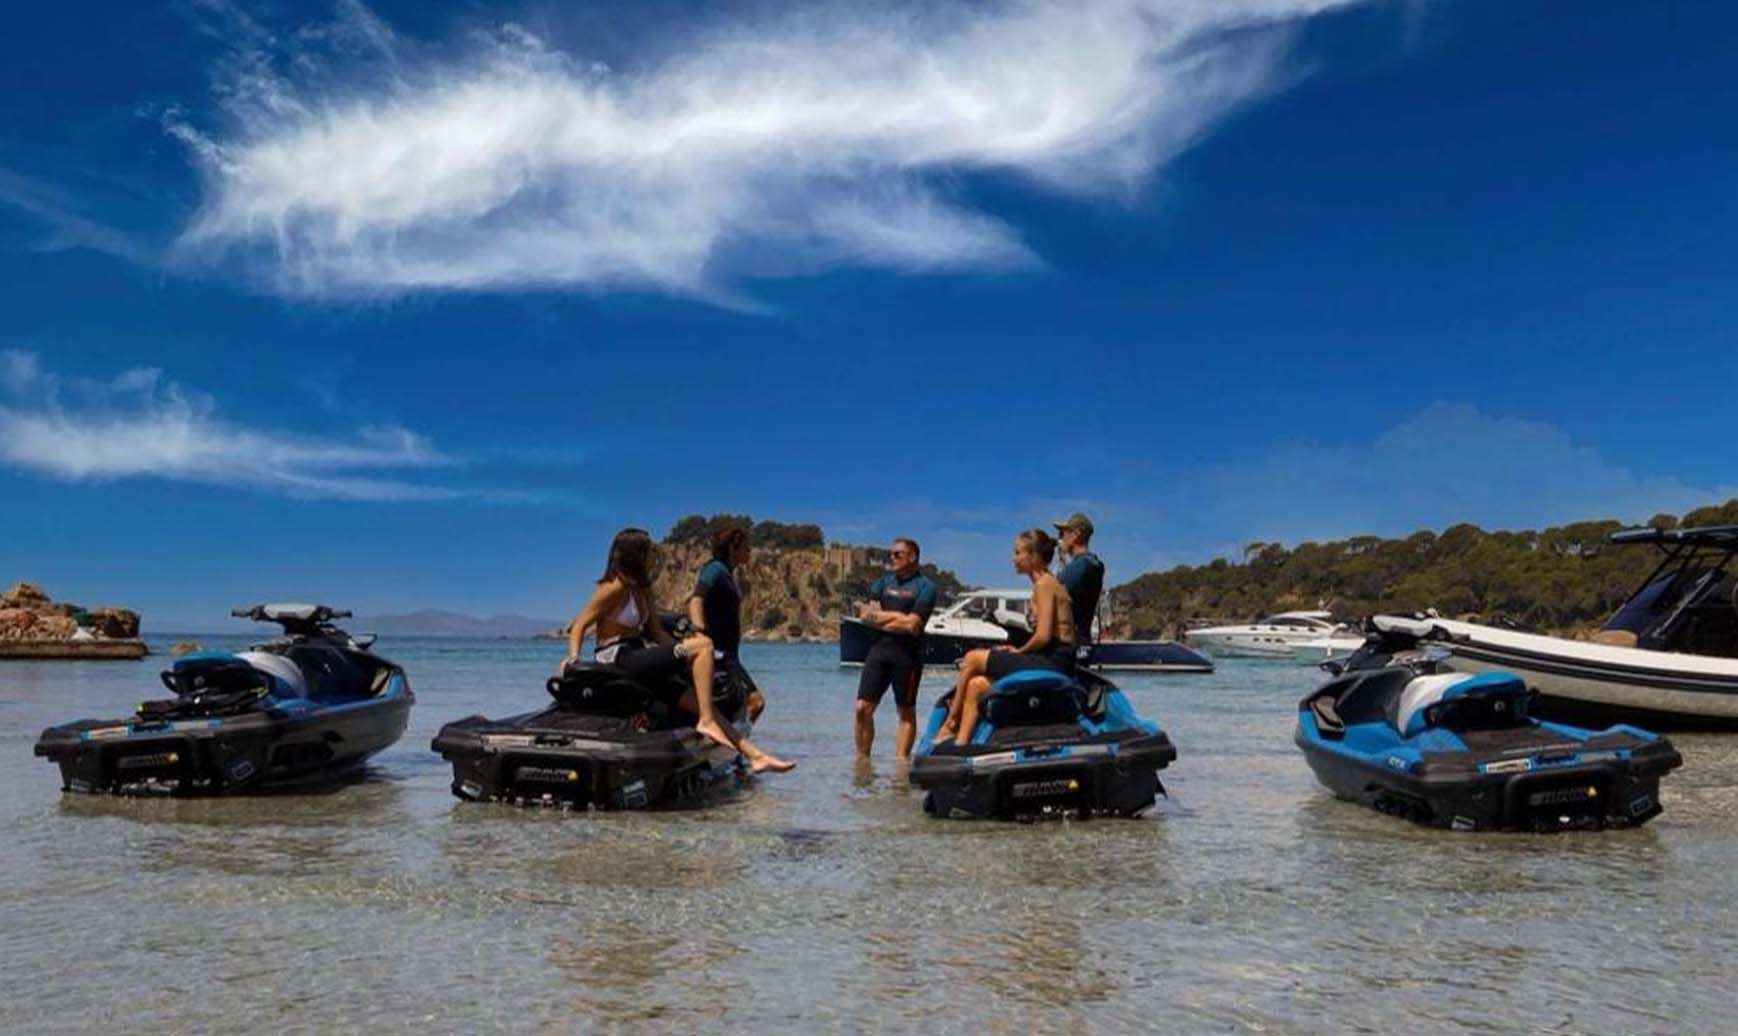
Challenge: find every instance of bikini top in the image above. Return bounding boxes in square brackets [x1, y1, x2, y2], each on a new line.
[613, 589, 645, 633]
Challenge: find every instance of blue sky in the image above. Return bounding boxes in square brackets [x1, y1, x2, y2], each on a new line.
[2, 0, 1735, 630]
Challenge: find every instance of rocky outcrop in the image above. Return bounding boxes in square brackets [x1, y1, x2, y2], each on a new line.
[0, 581, 148, 658]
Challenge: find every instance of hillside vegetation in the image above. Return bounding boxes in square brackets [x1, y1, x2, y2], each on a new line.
[1112, 499, 1738, 639]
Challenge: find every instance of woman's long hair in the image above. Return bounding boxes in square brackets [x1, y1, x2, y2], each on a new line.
[600, 528, 654, 587]
[1016, 528, 1058, 569]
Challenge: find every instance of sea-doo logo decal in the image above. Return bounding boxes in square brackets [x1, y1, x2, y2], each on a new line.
[516, 766, 581, 783]
[1526, 785, 1598, 807]
[1011, 778, 1082, 798]
[117, 751, 180, 770]
[88, 726, 128, 740]
[1483, 758, 1533, 774]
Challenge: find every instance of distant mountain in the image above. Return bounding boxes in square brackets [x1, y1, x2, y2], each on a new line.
[354, 609, 563, 638]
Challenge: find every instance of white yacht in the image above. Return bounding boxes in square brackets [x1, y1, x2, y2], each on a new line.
[1186, 610, 1346, 658]
[1288, 635, 1369, 663]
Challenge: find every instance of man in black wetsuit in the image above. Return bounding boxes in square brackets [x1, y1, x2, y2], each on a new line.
[1054, 513, 1105, 657]
[853, 537, 938, 759]
[688, 525, 765, 720]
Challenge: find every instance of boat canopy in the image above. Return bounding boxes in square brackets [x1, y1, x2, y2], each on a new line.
[1607, 524, 1738, 549]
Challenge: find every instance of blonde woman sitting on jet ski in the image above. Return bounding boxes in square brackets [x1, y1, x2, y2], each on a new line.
[564, 528, 794, 774]
[934, 528, 1077, 746]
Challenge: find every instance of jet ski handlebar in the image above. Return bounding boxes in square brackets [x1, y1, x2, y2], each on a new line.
[229, 603, 352, 628]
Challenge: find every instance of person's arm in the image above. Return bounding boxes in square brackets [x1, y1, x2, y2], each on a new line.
[876, 579, 937, 635]
[566, 583, 619, 661]
[688, 562, 715, 632]
[644, 598, 677, 647]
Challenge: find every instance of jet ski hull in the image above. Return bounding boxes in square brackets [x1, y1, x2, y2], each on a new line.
[1295, 662, 1682, 831]
[432, 708, 746, 810]
[910, 671, 1176, 821]
[33, 673, 413, 796]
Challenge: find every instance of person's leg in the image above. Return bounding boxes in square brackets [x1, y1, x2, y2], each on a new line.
[953, 674, 993, 746]
[854, 698, 877, 758]
[678, 634, 732, 749]
[893, 665, 920, 758]
[936, 649, 987, 739]
[855, 644, 894, 757]
[671, 684, 794, 772]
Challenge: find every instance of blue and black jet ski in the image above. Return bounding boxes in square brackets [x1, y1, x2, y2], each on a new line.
[34, 604, 412, 795]
[1295, 616, 1682, 831]
[911, 667, 1176, 820]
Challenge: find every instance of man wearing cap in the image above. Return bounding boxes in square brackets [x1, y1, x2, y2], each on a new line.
[1054, 513, 1105, 649]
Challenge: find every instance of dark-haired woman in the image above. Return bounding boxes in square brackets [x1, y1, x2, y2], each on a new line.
[565, 528, 794, 773]
[935, 528, 1076, 746]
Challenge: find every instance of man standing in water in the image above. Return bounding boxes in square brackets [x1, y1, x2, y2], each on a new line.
[1054, 513, 1105, 654]
[688, 525, 765, 721]
[853, 537, 937, 759]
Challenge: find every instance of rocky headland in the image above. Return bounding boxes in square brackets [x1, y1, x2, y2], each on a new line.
[0, 581, 147, 659]
[543, 517, 967, 643]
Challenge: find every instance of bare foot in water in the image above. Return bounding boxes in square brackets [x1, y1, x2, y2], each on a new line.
[750, 753, 796, 774]
[694, 718, 734, 751]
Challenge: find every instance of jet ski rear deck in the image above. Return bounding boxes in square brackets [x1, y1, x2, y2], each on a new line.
[911, 669, 1176, 821]
[432, 663, 751, 810]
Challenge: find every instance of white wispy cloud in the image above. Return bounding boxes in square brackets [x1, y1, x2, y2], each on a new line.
[0, 349, 457, 501]
[0, 166, 158, 267]
[172, 0, 1358, 300]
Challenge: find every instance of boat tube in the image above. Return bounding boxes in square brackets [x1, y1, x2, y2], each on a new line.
[1383, 524, 1738, 730]
[432, 660, 753, 810]
[911, 668, 1176, 820]
[34, 604, 412, 795]
[1295, 617, 1682, 831]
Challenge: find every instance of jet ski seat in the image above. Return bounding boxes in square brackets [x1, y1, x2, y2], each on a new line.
[1396, 672, 1530, 736]
[1307, 667, 1412, 739]
[283, 644, 371, 704]
[981, 670, 1087, 727]
[237, 651, 309, 699]
[547, 665, 659, 717]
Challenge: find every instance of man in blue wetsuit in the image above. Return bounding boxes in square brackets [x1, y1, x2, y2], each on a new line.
[688, 525, 765, 720]
[1054, 513, 1105, 654]
[853, 537, 938, 759]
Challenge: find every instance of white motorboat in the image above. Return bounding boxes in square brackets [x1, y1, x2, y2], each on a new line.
[1378, 524, 1738, 731]
[1187, 610, 1346, 658]
[1289, 636, 1368, 663]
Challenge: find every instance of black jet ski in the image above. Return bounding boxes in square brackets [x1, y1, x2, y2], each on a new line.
[1295, 616, 1682, 831]
[911, 668, 1177, 820]
[34, 604, 412, 795]
[432, 651, 753, 810]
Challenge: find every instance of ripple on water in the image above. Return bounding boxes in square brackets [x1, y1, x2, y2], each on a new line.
[4, 644, 1738, 1033]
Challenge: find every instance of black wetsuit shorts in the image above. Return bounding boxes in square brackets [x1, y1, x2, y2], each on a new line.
[599, 640, 688, 703]
[984, 642, 1077, 681]
[857, 637, 922, 708]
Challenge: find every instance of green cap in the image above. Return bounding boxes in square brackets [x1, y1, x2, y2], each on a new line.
[1052, 512, 1095, 536]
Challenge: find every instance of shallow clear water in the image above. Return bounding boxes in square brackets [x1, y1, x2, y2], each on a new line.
[3, 639, 1736, 1033]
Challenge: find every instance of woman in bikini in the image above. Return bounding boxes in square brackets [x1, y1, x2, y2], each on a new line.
[564, 528, 794, 773]
[935, 528, 1076, 746]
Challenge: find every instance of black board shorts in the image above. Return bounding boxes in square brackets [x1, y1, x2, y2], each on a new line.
[857, 637, 922, 708]
[597, 640, 687, 703]
[984, 643, 1076, 680]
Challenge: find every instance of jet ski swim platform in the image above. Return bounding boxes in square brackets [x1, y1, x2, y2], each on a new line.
[433, 662, 753, 810]
[1295, 630, 1681, 832]
[34, 604, 412, 795]
[911, 669, 1176, 821]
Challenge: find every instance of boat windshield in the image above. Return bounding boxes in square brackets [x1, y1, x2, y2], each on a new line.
[1604, 562, 1738, 656]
